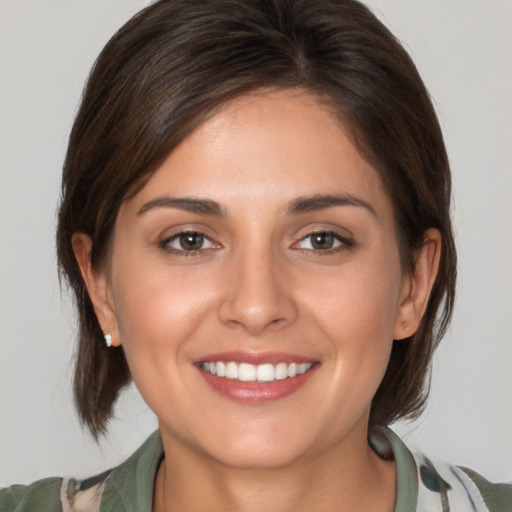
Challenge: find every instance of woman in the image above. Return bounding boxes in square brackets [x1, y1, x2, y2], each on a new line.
[1, 0, 510, 510]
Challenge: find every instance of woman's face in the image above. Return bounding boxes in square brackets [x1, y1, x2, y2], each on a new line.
[100, 89, 414, 468]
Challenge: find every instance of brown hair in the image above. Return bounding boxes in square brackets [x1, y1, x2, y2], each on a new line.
[57, 0, 456, 438]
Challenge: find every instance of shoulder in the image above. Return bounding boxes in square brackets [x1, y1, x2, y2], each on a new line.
[457, 466, 512, 512]
[0, 472, 111, 512]
[413, 450, 512, 512]
[0, 477, 63, 512]
[0, 431, 163, 512]
[374, 428, 512, 512]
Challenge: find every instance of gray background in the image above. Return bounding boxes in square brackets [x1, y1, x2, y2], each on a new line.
[1, 0, 511, 484]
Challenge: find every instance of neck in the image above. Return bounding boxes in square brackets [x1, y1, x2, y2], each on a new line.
[153, 426, 396, 512]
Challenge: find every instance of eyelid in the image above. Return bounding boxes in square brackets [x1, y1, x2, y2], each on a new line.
[291, 229, 354, 252]
[159, 229, 221, 254]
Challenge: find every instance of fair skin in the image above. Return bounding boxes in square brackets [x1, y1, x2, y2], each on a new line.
[74, 89, 440, 512]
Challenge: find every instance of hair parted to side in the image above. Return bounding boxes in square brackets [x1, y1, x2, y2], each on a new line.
[57, 0, 456, 439]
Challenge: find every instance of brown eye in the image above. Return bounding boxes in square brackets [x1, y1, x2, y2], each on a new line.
[179, 232, 205, 251]
[161, 231, 216, 253]
[310, 232, 335, 250]
[294, 231, 352, 253]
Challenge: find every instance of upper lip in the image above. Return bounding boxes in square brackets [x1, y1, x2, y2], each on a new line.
[194, 350, 317, 365]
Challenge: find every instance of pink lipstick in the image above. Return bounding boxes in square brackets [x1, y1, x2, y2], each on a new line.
[195, 351, 319, 403]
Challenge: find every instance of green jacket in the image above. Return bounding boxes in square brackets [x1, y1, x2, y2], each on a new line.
[1, 429, 511, 511]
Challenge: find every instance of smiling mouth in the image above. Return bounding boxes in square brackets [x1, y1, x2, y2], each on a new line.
[199, 361, 314, 383]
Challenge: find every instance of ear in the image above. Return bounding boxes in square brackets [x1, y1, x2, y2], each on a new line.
[71, 233, 121, 347]
[394, 228, 441, 340]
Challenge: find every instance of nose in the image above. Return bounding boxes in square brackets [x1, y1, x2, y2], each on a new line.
[218, 245, 298, 336]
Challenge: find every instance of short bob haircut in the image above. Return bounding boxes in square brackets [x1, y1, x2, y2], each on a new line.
[57, 0, 456, 439]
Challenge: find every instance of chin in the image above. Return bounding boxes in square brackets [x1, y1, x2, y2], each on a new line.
[198, 426, 317, 470]
[211, 445, 308, 471]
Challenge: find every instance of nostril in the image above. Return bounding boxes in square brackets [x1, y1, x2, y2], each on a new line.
[217, 259, 299, 334]
[220, 302, 295, 336]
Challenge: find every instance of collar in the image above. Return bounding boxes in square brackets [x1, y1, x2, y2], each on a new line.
[98, 428, 418, 512]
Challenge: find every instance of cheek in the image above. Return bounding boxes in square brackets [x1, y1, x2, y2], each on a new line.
[300, 255, 402, 400]
[110, 257, 217, 368]
[302, 259, 402, 341]
[108, 264, 219, 419]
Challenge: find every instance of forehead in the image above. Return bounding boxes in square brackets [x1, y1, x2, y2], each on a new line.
[126, 89, 392, 219]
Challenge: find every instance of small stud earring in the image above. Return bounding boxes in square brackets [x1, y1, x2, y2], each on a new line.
[104, 333, 112, 347]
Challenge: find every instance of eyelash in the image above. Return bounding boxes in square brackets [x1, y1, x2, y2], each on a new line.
[159, 231, 218, 256]
[293, 231, 354, 255]
[159, 230, 353, 257]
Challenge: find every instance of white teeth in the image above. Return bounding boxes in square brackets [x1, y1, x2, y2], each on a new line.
[225, 362, 238, 379]
[274, 362, 288, 380]
[298, 363, 309, 374]
[287, 362, 297, 378]
[256, 363, 274, 382]
[200, 361, 313, 382]
[216, 361, 226, 377]
[238, 363, 257, 381]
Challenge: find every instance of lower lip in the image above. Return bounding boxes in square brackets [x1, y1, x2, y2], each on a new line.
[197, 365, 318, 404]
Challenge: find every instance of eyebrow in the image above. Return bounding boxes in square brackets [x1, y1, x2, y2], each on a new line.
[137, 197, 226, 217]
[137, 193, 377, 218]
[287, 194, 377, 217]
